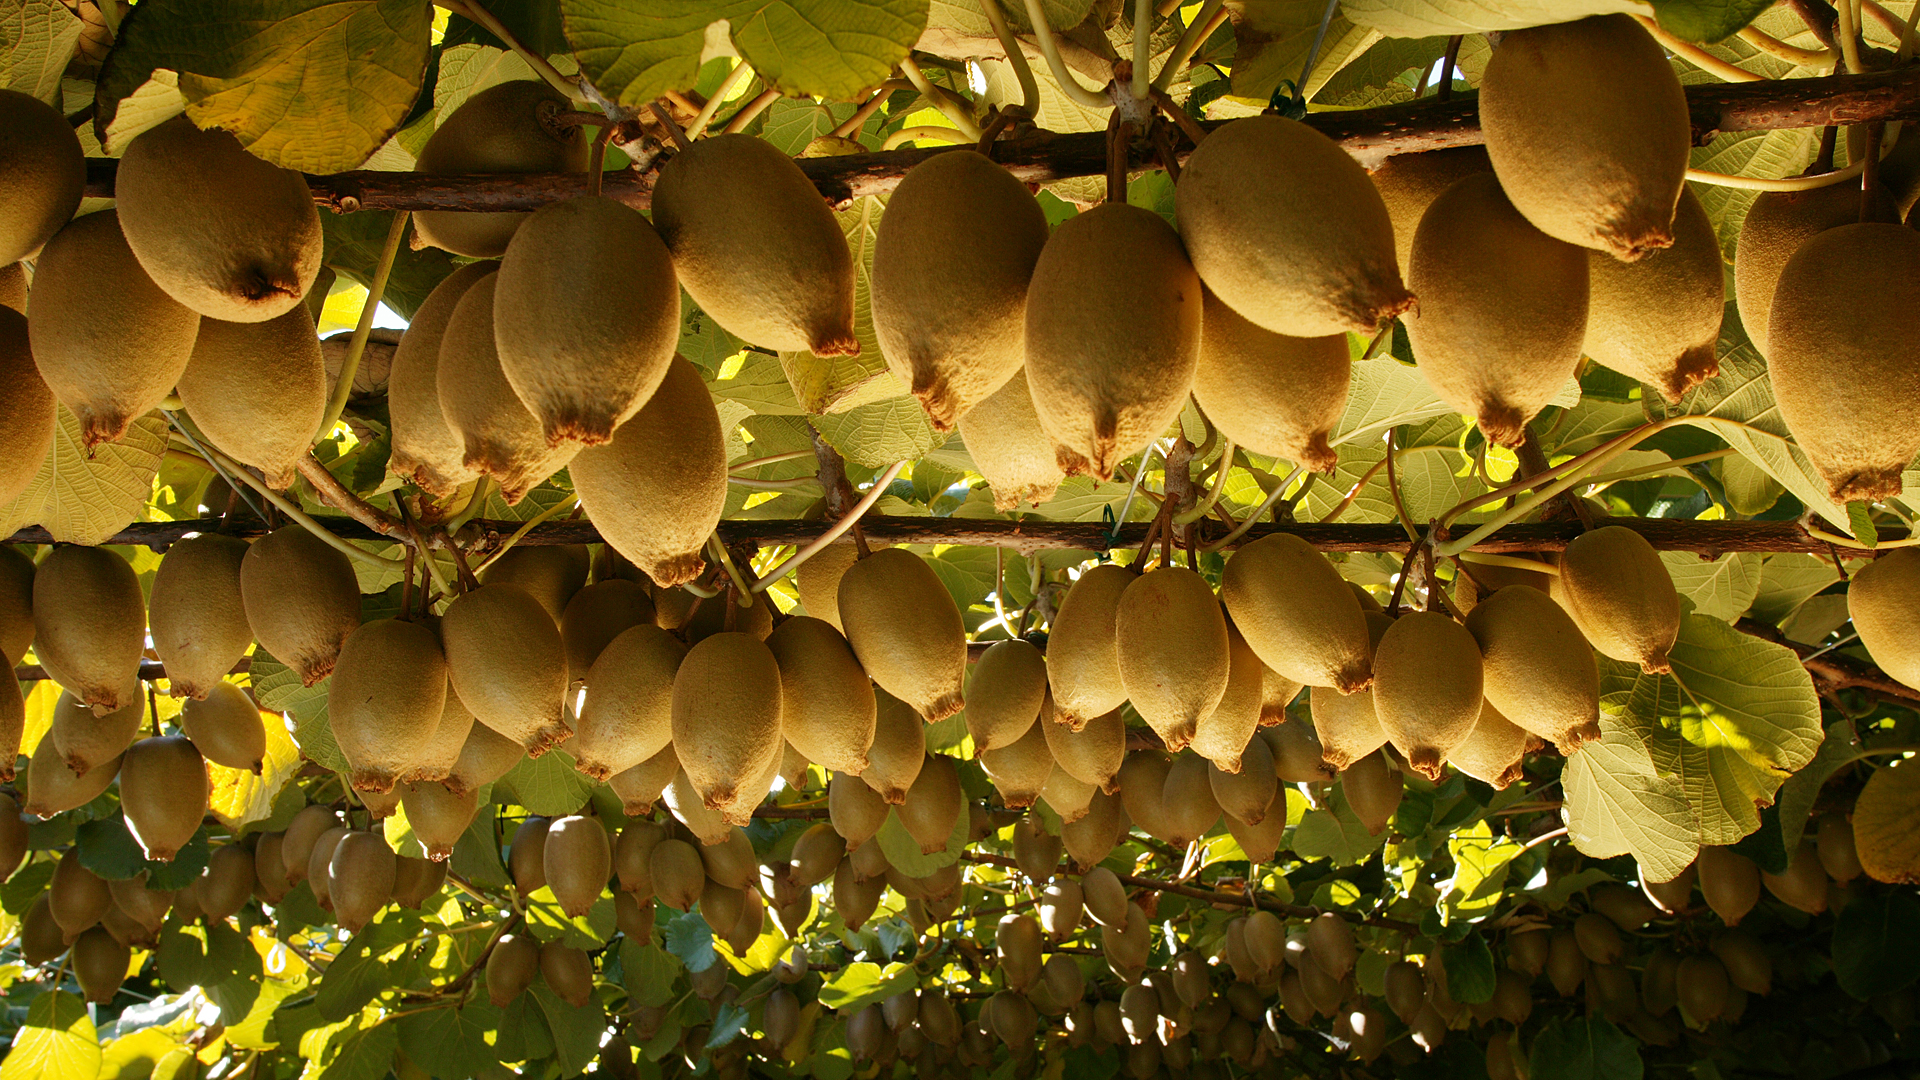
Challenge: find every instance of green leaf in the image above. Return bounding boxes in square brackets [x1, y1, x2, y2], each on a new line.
[1847, 501, 1879, 548]
[395, 1002, 504, 1080]
[1659, 552, 1761, 623]
[1441, 932, 1497, 1005]
[875, 794, 968, 877]
[301, 1007, 399, 1080]
[1657, 614, 1824, 775]
[1293, 784, 1389, 867]
[1225, 1, 1380, 102]
[1527, 1016, 1644, 1080]
[664, 908, 720, 973]
[320, 211, 459, 322]
[620, 939, 681, 1008]
[0, 990, 99, 1080]
[1748, 553, 1843, 626]
[818, 960, 915, 1013]
[492, 992, 555, 1064]
[1561, 720, 1698, 883]
[523, 891, 617, 949]
[97, 0, 432, 172]
[494, 750, 597, 818]
[810, 395, 939, 469]
[0, 408, 167, 546]
[561, 0, 929, 107]
[1338, 0, 1648, 37]
[1650, 0, 1772, 42]
[1831, 890, 1920, 1000]
[531, 982, 606, 1075]
[1444, 820, 1522, 917]
[1, 0, 85, 102]
[75, 814, 210, 890]
[315, 917, 415, 1021]
[1774, 717, 1858, 856]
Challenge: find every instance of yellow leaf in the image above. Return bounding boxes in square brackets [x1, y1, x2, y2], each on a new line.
[208, 711, 299, 829]
[18, 679, 57, 757]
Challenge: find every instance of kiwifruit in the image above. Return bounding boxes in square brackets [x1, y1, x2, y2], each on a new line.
[1341, 750, 1402, 836]
[1025, 202, 1202, 479]
[1768, 222, 1920, 502]
[966, 639, 1047, 751]
[570, 355, 725, 586]
[50, 848, 111, 940]
[1697, 845, 1760, 926]
[1037, 879, 1084, 940]
[175, 681, 265, 774]
[1221, 533, 1373, 692]
[1309, 609, 1393, 770]
[1159, 752, 1222, 847]
[477, 545, 590, 624]
[609, 744, 678, 815]
[0, 262, 22, 312]
[789, 543, 858, 631]
[1117, 749, 1175, 842]
[612, 819, 665, 898]
[357, 785, 400, 822]
[724, 886, 764, 955]
[281, 805, 342, 885]
[0, 674, 18, 784]
[149, 533, 251, 700]
[1445, 699, 1532, 789]
[437, 273, 580, 503]
[22, 734, 119, 819]
[1383, 959, 1426, 1023]
[1209, 733, 1276, 825]
[1465, 583, 1602, 750]
[616, 889, 656, 944]
[986, 990, 1039, 1049]
[1761, 838, 1828, 914]
[1479, 15, 1689, 260]
[766, 615, 875, 776]
[494, 196, 679, 446]
[1192, 289, 1348, 472]
[508, 816, 551, 902]
[96, 896, 147, 949]
[485, 931, 542, 1007]
[837, 548, 967, 721]
[241, 525, 362, 686]
[33, 545, 145, 714]
[1817, 813, 1863, 882]
[178, 307, 327, 486]
[1850, 549, 1920, 689]
[572, 624, 684, 780]
[663, 764, 733, 845]
[0, 792, 25, 879]
[701, 832, 761, 890]
[392, 854, 448, 909]
[1117, 566, 1231, 753]
[120, 736, 208, 862]
[404, 680, 474, 785]
[787, 822, 845, 889]
[1102, 902, 1151, 980]
[863, 686, 930, 804]
[1675, 954, 1729, 1027]
[1305, 912, 1356, 982]
[0, 545, 33, 665]
[50, 679, 143, 776]
[329, 618, 449, 793]
[1552, 526, 1681, 674]
[895, 753, 961, 855]
[1081, 865, 1130, 929]
[327, 831, 396, 933]
[1736, 181, 1893, 357]
[109, 873, 172, 937]
[834, 855, 885, 930]
[1370, 612, 1484, 781]
[980, 714, 1054, 809]
[1042, 698, 1124, 791]
[651, 134, 856, 356]
[1060, 787, 1127, 865]
[544, 815, 611, 918]
[1299, 951, 1346, 1015]
[388, 260, 493, 494]
[443, 582, 570, 754]
[0, 90, 85, 264]
[849, 834, 890, 882]
[956, 367, 1071, 509]
[995, 911, 1044, 991]
[1590, 882, 1660, 931]
[1404, 173, 1587, 448]
[1177, 115, 1410, 337]
[1583, 186, 1722, 401]
[414, 82, 589, 258]
[27, 209, 199, 446]
[671, 631, 783, 819]
[1546, 927, 1589, 996]
[830, 768, 891, 844]
[19, 893, 66, 964]
[1710, 930, 1771, 997]
[444, 716, 526, 796]
[561, 579, 656, 685]
[1046, 563, 1135, 729]
[1223, 783, 1286, 861]
[71, 924, 128, 1003]
[0, 309, 52, 505]
[1373, 145, 1494, 276]
[398, 780, 478, 860]
[1573, 911, 1625, 966]
[1041, 767, 1098, 824]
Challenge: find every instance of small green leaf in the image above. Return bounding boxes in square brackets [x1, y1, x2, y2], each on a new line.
[0, 990, 99, 1080]
[495, 750, 597, 817]
[620, 939, 681, 1008]
[818, 960, 915, 1013]
[0, 408, 167, 547]
[663, 908, 719, 973]
[1848, 501, 1879, 548]
[531, 982, 606, 1075]
[76, 814, 211, 889]
[1292, 784, 1389, 867]
[1441, 932, 1497, 1005]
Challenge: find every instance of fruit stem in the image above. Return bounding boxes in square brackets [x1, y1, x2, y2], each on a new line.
[1582, 448, 1740, 492]
[731, 450, 817, 473]
[314, 210, 408, 445]
[978, 0, 1040, 116]
[685, 62, 754, 141]
[649, 102, 692, 150]
[1636, 17, 1765, 82]
[1173, 438, 1234, 526]
[1201, 464, 1306, 551]
[1131, 0, 1153, 100]
[295, 454, 407, 539]
[1736, 24, 1833, 67]
[473, 497, 581, 577]
[749, 460, 908, 592]
[437, 0, 583, 106]
[901, 56, 983, 140]
[1383, 428, 1420, 543]
[1151, 0, 1226, 94]
[1436, 35, 1463, 102]
[707, 534, 756, 607]
[1801, 519, 1920, 549]
[1837, 0, 1866, 74]
[1019, 0, 1115, 111]
[1457, 551, 1562, 576]
[830, 88, 894, 140]
[720, 89, 783, 136]
[446, 478, 492, 535]
[190, 438, 407, 569]
[161, 412, 269, 523]
[882, 126, 973, 151]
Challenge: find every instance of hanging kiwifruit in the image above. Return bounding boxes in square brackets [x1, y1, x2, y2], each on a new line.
[1047, 563, 1135, 729]
[956, 367, 1072, 508]
[1010, 813, 1062, 879]
[149, 533, 251, 700]
[251, 833, 289, 904]
[671, 631, 783, 819]
[1043, 700, 1124, 791]
[22, 736, 119, 819]
[570, 355, 726, 586]
[241, 525, 361, 686]
[1466, 583, 1602, 750]
[1371, 146, 1493, 277]
[1760, 839, 1828, 915]
[1446, 700, 1532, 789]
[1734, 180, 1891, 357]
[838, 548, 967, 721]
[1553, 526, 1681, 674]
[573, 624, 685, 780]
[0, 792, 25, 879]
[1372, 611, 1484, 780]
[1158, 753, 1222, 848]
[544, 815, 612, 918]
[0, 674, 18, 784]
[862, 688, 928, 805]
[442, 582, 570, 755]
[966, 639, 1047, 752]
[1061, 789, 1128, 867]
[561, 579, 657, 685]
[357, 786, 400, 822]
[121, 736, 209, 862]
[50, 679, 143, 776]
[1404, 173, 1588, 448]
[399, 780, 479, 861]
[795, 543, 859, 631]
[109, 873, 172, 939]
[830, 768, 891, 845]
[0, 262, 22, 313]
[1850, 549, 1920, 690]
[1675, 954, 1729, 1027]
[329, 618, 450, 792]
[1817, 813, 1864, 883]
[50, 848, 110, 939]
[280, 805, 342, 885]
[437, 272, 579, 503]
[1478, 14, 1690, 260]
[898, 754, 964, 855]
[651, 837, 706, 912]
[1767, 222, 1920, 503]
[405, 681, 475, 785]
[0, 545, 33, 665]
[388, 260, 494, 495]
[1583, 186, 1722, 401]
[613, 819, 665, 898]
[1263, 715, 1334, 783]
[178, 306, 327, 486]
[328, 831, 397, 933]
[494, 196, 679, 447]
[1223, 783, 1287, 861]
[1117, 566, 1231, 753]
[178, 681, 267, 774]
[1341, 749, 1402, 836]
[1117, 749, 1176, 843]
[72, 925, 128, 1003]
[508, 816, 551, 901]
[1192, 290, 1349, 473]
[392, 855, 448, 909]
[766, 615, 875, 776]
[413, 82, 590, 258]
[1310, 610, 1393, 770]
[114, 115, 321, 321]
[479, 545, 590, 625]
[1221, 533, 1373, 693]
[651, 133, 856, 354]
[0, 89, 85, 264]
[485, 932, 542, 1007]
[195, 843, 256, 920]
[1697, 846, 1760, 926]
[996, 912, 1045, 992]
[608, 744, 677, 816]
[0, 309, 53, 505]
[444, 717, 526, 796]
[1025, 202, 1202, 479]
[1209, 731, 1277, 825]
[1040, 766, 1099, 825]
[1176, 114, 1411, 337]
[788, 822, 846, 889]
[33, 544, 145, 714]
[979, 715, 1054, 809]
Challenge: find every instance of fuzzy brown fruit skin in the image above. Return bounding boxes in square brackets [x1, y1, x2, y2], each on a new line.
[573, 624, 685, 781]
[831, 768, 891, 844]
[179, 681, 268, 774]
[956, 367, 1071, 510]
[1735, 181, 1890, 357]
[1479, 15, 1689, 261]
[241, 525, 362, 686]
[1177, 115, 1412, 338]
[1221, 532, 1373, 693]
[1043, 701, 1124, 792]
[541, 942, 596, 1007]
[486, 932, 542, 1007]
[899, 753, 965, 855]
[494, 196, 680, 447]
[28, 209, 200, 447]
[1767, 222, 1920, 503]
[1309, 610, 1393, 771]
[387, 260, 493, 495]
[608, 745, 677, 816]
[1405, 173, 1588, 449]
[149, 533, 252, 700]
[1583, 185, 1722, 402]
[1446, 700, 1534, 789]
[444, 716, 525, 796]
[73, 926, 129, 1003]
[478, 545, 589, 625]
[671, 632, 784, 820]
[1372, 612, 1485, 781]
[980, 713, 1054, 809]
[399, 781, 479, 861]
[195, 847, 255, 922]
[50, 679, 143, 777]
[1117, 566, 1230, 753]
[437, 272, 579, 504]
[651, 134, 857, 356]
[1192, 289, 1347, 473]
[863, 689, 928, 805]
[795, 543, 858, 631]
[837, 548, 967, 722]
[0, 668, 19, 783]
[1046, 563, 1135, 729]
[328, 831, 397, 933]
[872, 150, 1049, 430]
[0, 308, 54, 505]
[33, 545, 145, 714]
[766, 615, 875, 777]
[280, 805, 342, 885]
[442, 583, 570, 755]
[1025, 202, 1202, 480]
[0, 262, 22, 313]
[1193, 619, 1266, 773]
[114, 116, 321, 322]
[0, 544, 33, 665]
[1847, 548, 1920, 691]
[570, 355, 726, 587]
[561, 579, 656, 686]
[543, 815, 611, 919]
[1697, 845, 1761, 926]
[329, 619, 450, 793]
[178, 306, 328, 487]
[1465, 584, 1602, 751]
[0, 89, 85, 264]
[23, 737, 119, 818]
[50, 847, 111, 940]
[967, 639, 1047, 752]
[1371, 146, 1492, 278]
[121, 736, 210, 862]
[1552, 526, 1681, 674]
[413, 82, 589, 258]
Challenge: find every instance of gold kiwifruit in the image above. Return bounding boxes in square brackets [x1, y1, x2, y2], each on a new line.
[649, 837, 706, 912]
[967, 639, 1047, 752]
[1177, 115, 1411, 337]
[0, 792, 25, 877]
[33, 544, 145, 713]
[49, 848, 110, 939]
[19, 894, 64, 963]
[837, 548, 967, 721]
[388, 261, 493, 495]
[701, 827, 757, 890]
[1583, 185, 1722, 401]
[979, 714, 1054, 809]
[437, 272, 579, 503]
[398, 780, 479, 861]
[996, 912, 1044, 992]
[0, 262, 22, 312]
[573, 624, 685, 781]
[794, 542, 859, 631]
[1340, 749, 1402, 836]
[1010, 811, 1062, 880]
[1061, 788, 1126, 867]
[872, 150, 1049, 429]
[508, 816, 550, 900]
[72, 925, 128, 1003]
[1552, 526, 1681, 674]
[955, 366, 1071, 509]
[1734, 180, 1890, 357]
[0, 90, 85, 264]
[1193, 621, 1264, 772]
[1192, 288, 1347, 473]
[28, 210, 199, 446]
[280, 805, 342, 885]
[22, 736, 118, 818]
[608, 744, 677, 816]
[789, 822, 846, 889]
[178, 681, 267, 774]
[392, 854, 448, 909]
[1042, 699, 1123, 791]
[50, 678, 142, 776]
[830, 768, 890, 845]
[178, 307, 327, 486]
[1025, 202, 1202, 479]
[1371, 611, 1483, 780]
[479, 545, 590, 625]
[1371, 146, 1493, 277]
[650, 134, 857, 356]
[1220, 533, 1373, 693]
[150, 533, 251, 700]
[114, 116, 321, 321]
[1767, 222, 1920, 503]
[1263, 714, 1335, 783]
[108, 873, 172, 937]
[442, 582, 570, 754]
[1710, 930, 1772, 996]
[1209, 731, 1276, 825]
[1223, 783, 1286, 861]
[307, 824, 353, 910]
[1117, 565, 1230, 753]
[240, 524, 362, 686]
[561, 579, 656, 685]
[1697, 846, 1760, 926]
[671, 631, 783, 819]
[444, 717, 526, 796]
[251, 833, 289, 904]
[329, 619, 450, 792]
[1158, 753, 1222, 848]
[407, 680, 475, 784]
[543, 815, 611, 918]
[0, 544, 33, 665]
[1761, 839, 1828, 915]
[413, 82, 590, 258]
[1041, 767, 1098, 824]
[766, 615, 874, 776]
[0, 308, 53, 505]
[1404, 173, 1588, 448]
[1479, 14, 1689, 260]
[899, 753, 964, 855]
[613, 819, 666, 899]
[1046, 563, 1135, 728]
[327, 831, 397, 933]
[862, 688, 927, 804]
[120, 736, 209, 862]
[0, 674, 18, 784]
[357, 786, 400, 821]
[570, 355, 725, 586]
[1466, 584, 1602, 750]
[1445, 700, 1533, 790]
[1848, 548, 1920, 690]
[485, 932, 542, 1007]
[1102, 902, 1151, 981]
[1675, 954, 1729, 1027]
[1117, 749, 1175, 843]
[1310, 610, 1393, 769]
